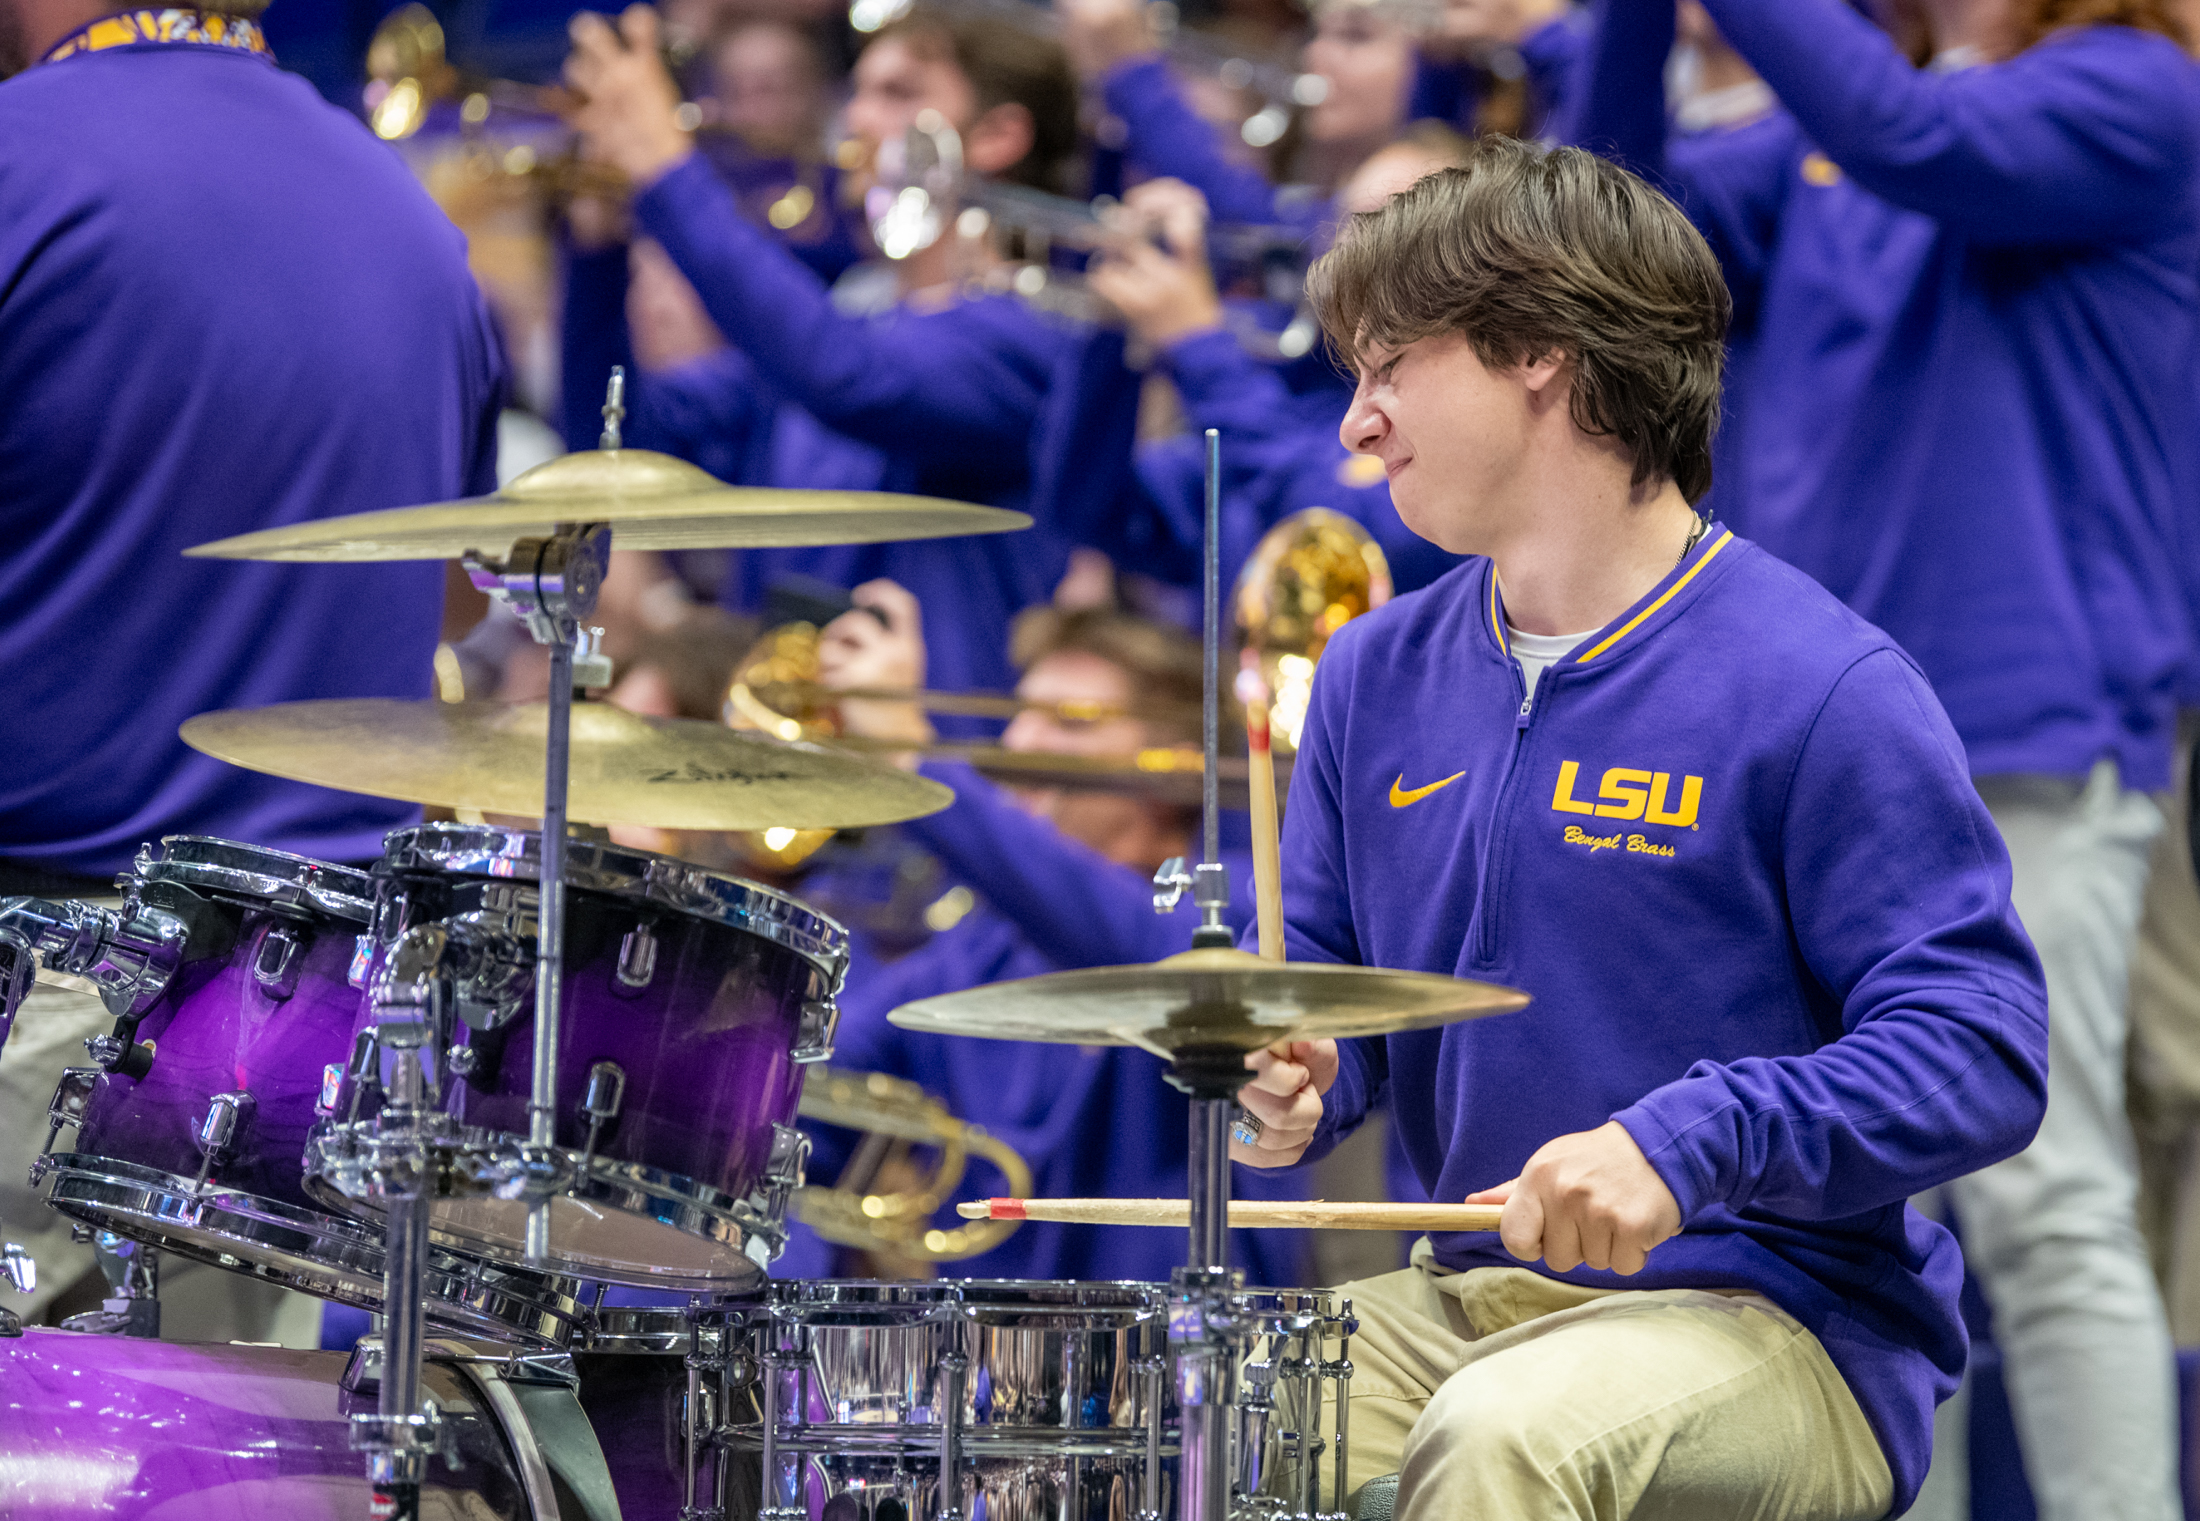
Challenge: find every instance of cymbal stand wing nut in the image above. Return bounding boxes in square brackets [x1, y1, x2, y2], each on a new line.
[1152, 857, 1191, 914]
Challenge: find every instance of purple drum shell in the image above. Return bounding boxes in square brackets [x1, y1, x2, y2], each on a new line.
[574, 1346, 766, 1518]
[47, 841, 592, 1346]
[330, 827, 842, 1287]
[0, 1330, 545, 1519]
[444, 898, 807, 1208]
[73, 910, 363, 1210]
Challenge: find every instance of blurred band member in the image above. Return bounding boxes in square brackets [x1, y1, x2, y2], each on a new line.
[1063, 0, 1578, 234]
[801, 580, 1310, 1286]
[0, 0, 502, 1330]
[1084, 143, 1472, 598]
[1573, 1, 2200, 1516]
[563, 5, 1126, 704]
[0, 0, 504, 887]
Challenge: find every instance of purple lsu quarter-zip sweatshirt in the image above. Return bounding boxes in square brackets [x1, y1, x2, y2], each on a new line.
[1281, 528, 2049, 1511]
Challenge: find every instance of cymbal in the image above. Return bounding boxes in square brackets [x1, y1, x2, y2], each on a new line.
[183, 449, 1032, 562]
[181, 699, 953, 830]
[889, 947, 1528, 1057]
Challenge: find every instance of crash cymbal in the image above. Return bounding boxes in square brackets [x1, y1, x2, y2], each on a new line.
[889, 947, 1528, 1057]
[184, 449, 1031, 562]
[181, 698, 953, 830]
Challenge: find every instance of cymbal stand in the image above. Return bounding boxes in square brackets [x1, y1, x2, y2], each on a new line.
[349, 371, 619, 1514]
[1156, 429, 1245, 1521]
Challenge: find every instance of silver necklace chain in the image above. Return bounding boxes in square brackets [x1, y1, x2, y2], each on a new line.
[1675, 512, 1709, 571]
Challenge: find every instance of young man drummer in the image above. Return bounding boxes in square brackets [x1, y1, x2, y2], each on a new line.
[1232, 137, 2051, 1518]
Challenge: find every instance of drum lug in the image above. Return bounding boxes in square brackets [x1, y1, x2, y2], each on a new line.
[348, 933, 377, 989]
[251, 924, 306, 1000]
[616, 924, 658, 990]
[0, 1237, 30, 1334]
[193, 1090, 255, 1192]
[577, 1061, 626, 1175]
[40, 1066, 100, 1160]
[764, 1122, 809, 1199]
[792, 995, 838, 1064]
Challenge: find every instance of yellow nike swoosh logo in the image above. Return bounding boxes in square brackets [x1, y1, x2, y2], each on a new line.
[1389, 771, 1466, 808]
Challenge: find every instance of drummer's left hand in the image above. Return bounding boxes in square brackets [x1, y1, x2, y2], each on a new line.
[1466, 1120, 1681, 1277]
[564, 6, 691, 189]
[1232, 1039, 1336, 1168]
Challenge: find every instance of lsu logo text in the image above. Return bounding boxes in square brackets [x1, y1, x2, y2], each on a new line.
[1550, 760, 1702, 828]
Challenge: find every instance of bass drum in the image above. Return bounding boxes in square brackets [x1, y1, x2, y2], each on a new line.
[0, 1328, 621, 1520]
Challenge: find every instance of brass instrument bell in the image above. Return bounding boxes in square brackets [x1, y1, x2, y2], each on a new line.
[365, 5, 451, 141]
[793, 1066, 1034, 1263]
[723, 621, 840, 870]
[1233, 509, 1393, 751]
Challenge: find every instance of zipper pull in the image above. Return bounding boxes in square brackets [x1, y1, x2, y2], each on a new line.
[1517, 693, 1534, 728]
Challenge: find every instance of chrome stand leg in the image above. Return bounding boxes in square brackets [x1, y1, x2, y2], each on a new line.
[62, 1231, 158, 1336]
[1139, 1352, 1167, 1521]
[1172, 1085, 1244, 1521]
[524, 630, 572, 1266]
[1322, 1301, 1355, 1521]
[758, 1322, 805, 1521]
[938, 1349, 968, 1521]
[352, 1042, 442, 1521]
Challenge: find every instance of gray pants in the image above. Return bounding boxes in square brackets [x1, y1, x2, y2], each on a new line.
[1911, 760, 2179, 1521]
[2128, 723, 2200, 1340]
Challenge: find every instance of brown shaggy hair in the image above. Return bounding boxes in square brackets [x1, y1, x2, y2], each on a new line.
[1309, 134, 1731, 504]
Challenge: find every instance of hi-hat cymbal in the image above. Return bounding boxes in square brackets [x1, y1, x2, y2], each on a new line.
[889, 947, 1528, 1056]
[181, 699, 952, 830]
[183, 449, 1031, 562]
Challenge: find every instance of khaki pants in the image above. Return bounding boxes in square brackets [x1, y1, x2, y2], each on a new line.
[1335, 1244, 1893, 1521]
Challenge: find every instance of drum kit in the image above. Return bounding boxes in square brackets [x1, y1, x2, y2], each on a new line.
[0, 380, 1528, 1521]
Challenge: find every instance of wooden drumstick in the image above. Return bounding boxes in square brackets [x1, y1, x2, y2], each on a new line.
[957, 1198, 1507, 1232]
[1245, 689, 1285, 967]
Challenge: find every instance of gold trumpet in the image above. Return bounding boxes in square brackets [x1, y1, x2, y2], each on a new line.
[721, 621, 842, 869]
[792, 1066, 1034, 1264]
[1234, 509, 1393, 752]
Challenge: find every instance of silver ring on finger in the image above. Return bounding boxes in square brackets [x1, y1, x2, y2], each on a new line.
[1231, 1107, 1264, 1146]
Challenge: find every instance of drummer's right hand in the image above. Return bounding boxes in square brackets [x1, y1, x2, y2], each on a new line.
[1231, 1040, 1337, 1168]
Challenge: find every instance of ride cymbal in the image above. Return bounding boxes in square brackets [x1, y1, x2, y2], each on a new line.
[181, 698, 952, 831]
[889, 947, 1528, 1057]
[184, 449, 1031, 562]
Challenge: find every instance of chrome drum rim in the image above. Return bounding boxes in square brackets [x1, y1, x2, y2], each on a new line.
[142, 836, 377, 924]
[39, 1153, 591, 1346]
[380, 823, 848, 980]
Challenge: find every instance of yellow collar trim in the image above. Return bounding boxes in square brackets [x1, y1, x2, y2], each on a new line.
[1575, 528, 1733, 664]
[44, 8, 271, 64]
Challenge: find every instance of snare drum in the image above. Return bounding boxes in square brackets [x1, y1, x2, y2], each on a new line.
[35, 836, 590, 1346]
[721, 1280, 1353, 1521]
[310, 824, 849, 1291]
